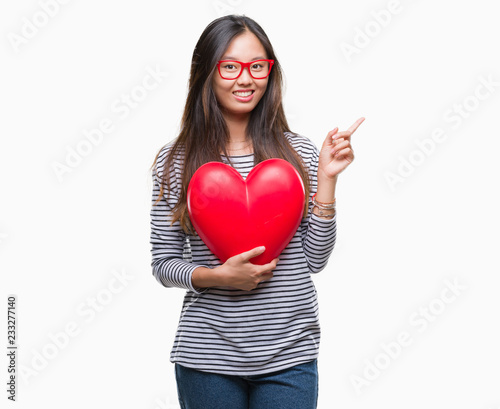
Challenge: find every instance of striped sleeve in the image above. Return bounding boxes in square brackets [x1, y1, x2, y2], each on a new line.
[294, 135, 337, 273]
[150, 145, 209, 294]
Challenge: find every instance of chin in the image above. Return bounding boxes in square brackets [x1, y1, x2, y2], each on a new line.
[226, 101, 257, 112]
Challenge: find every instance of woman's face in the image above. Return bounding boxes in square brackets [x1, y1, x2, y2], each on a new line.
[212, 31, 269, 122]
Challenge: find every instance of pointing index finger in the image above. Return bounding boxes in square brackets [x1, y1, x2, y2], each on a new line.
[347, 117, 365, 134]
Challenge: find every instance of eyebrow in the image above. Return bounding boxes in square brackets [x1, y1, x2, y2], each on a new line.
[221, 55, 267, 60]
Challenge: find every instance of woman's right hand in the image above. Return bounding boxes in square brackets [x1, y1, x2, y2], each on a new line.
[191, 246, 279, 291]
[217, 246, 279, 291]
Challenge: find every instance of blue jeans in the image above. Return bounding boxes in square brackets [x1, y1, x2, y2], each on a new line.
[174, 359, 318, 409]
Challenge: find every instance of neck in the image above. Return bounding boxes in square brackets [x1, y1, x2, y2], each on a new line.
[221, 108, 250, 144]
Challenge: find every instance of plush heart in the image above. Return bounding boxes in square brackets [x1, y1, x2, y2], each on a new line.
[187, 158, 305, 265]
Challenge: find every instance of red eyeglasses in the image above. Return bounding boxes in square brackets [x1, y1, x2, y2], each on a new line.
[217, 59, 275, 80]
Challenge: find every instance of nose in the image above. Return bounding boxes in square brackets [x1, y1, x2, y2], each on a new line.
[237, 66, 253, 84]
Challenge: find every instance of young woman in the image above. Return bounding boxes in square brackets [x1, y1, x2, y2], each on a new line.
[150, 14, 364, 409]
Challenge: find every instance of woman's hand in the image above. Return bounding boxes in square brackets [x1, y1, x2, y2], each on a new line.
[192, 246, 278, 291]
[218, 246, 278, 291]
[318, 117, 365, 180]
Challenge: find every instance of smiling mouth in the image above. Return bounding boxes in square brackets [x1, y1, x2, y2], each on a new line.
[233, 90, 255, 97]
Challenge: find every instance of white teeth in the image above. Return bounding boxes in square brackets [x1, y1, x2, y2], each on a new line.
[233, 91, 253, 97]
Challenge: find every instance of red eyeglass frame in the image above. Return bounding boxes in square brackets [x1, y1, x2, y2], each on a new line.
[216, 59, 275, 80]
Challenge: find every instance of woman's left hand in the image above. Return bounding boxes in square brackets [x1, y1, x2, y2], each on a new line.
[318, 117, 365, 179]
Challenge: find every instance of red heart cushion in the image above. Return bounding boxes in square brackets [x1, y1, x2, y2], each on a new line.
[187, 158, 305, 265]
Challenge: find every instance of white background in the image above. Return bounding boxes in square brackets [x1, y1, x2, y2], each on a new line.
[1, 0, 499, 408]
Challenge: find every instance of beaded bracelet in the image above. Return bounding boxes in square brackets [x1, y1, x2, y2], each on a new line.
[312, 193, 336, 218]
[312, 193, 336, 208]
[313, 207, 336, 218]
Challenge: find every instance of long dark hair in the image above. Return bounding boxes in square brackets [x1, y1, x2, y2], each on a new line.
[151, 14, 311, 234]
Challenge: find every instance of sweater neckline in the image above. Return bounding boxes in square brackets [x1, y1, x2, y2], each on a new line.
[220, 152, 254, 158]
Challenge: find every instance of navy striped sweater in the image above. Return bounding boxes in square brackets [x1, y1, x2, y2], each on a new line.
[150, 132, 337, 376]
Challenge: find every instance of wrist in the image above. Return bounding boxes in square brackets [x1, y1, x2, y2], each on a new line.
[316, 175, 337, 203]
[192, 266, 226, 289]
[311, 193, 336, 218]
